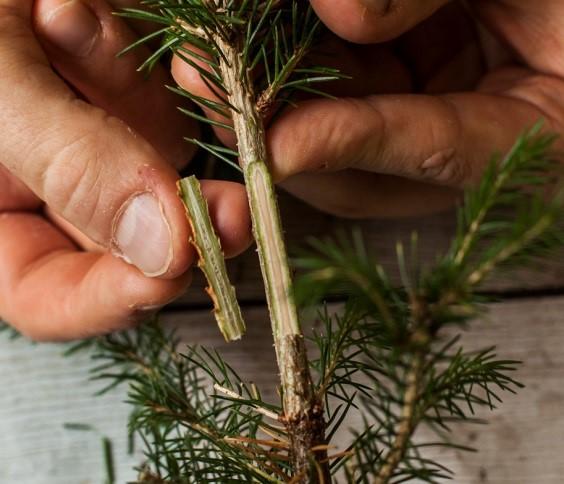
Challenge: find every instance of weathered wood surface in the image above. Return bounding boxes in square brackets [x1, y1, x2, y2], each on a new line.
[2, 297, 564, 483]
[1, 194, 563, 484]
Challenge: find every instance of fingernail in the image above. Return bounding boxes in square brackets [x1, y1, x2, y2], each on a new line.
[39, 0, 100, 57]
[113, 193, 173, 277]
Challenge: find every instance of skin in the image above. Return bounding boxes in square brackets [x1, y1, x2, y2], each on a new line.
[0, 0, 251, 340]
[173, 0, 564, 219]
[2, 0, 564, 339]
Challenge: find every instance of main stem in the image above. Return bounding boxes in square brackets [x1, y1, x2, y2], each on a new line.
[216, 38, 328, 482]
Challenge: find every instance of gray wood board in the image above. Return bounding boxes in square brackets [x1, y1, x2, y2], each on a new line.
[2, 296, 563, 483]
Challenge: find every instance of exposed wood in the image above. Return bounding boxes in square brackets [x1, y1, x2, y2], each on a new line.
[179, 176, 246, 341]
[215, 35, 324, 480]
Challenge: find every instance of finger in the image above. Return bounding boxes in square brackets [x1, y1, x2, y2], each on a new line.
[392, 3, 483, 93]
[0, 3, 204, 278]
[475, 1, 564, 78]
[309, 0, 450, 43]
[305, 37, 412, 97]
[0, 212, 190, 341]
[198, 180, 252, 258]
[170, 38, 413, 150]
[0, 164, 40, 211]
[266, 85, 555, 188]
[169, 38, 406, 145]
[34, 0, 197, 170]
[176, 48, 461, 219]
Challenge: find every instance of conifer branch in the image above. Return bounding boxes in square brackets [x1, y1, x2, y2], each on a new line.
[213, 31, 327, 482]
[466, 209, 555, 286]
[295, 127, 561, 483]
[374, 354, 423, 484]
[117, 2, 341, 479]
[1, 3, 560, 484]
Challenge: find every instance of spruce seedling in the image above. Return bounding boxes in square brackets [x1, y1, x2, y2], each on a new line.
[1, 2, 561, 483]
[118, 1, 342, 479]
[110, 1, 563, 481]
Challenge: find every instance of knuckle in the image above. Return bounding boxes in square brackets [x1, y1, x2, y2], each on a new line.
[417, 96, 469, 186]
[42, 135, 103, 231]
[359, 97, 388, 168]
[323, 98, 369, 171]
[505, 74, 564, 130]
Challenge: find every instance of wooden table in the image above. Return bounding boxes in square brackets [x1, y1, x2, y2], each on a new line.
[1, 193, 563, 484]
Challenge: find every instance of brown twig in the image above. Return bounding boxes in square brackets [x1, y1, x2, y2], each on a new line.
[374, 354, 423, 484]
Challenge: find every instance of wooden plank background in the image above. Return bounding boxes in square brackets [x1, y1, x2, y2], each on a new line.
[1, 193, 563, 483]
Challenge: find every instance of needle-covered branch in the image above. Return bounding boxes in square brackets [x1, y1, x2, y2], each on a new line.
[31, 2, 561, 483]
[294, 127, 561, 483]
[119, 1, 339, 480]
[213, 31, 328, 482]
[3, 126, 558, 483]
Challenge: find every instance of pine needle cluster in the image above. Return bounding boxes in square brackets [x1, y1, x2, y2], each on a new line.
[118, 0, 342, 169]
[2, 1, 563, 483]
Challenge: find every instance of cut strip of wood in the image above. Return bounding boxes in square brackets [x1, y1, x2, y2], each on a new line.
[178, 176, 246, 341]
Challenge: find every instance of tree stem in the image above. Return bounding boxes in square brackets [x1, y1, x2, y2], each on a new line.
[216, 37, 328, 482]
[374, 355, 423, 484]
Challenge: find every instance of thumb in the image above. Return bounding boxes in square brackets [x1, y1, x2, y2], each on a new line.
[0, 1, 191, 278]
[310, 0, 450, 43]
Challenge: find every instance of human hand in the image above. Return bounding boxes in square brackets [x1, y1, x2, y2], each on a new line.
[0, 0, 251, 340]
[172, 0, 564, 218]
